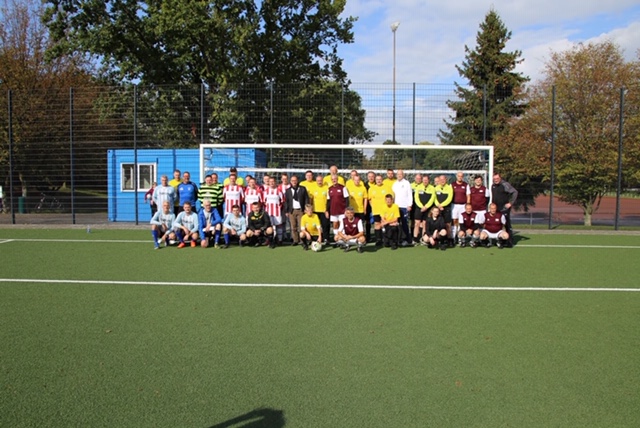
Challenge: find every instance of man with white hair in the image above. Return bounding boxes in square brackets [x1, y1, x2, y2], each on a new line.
[391, 169, 413, 246]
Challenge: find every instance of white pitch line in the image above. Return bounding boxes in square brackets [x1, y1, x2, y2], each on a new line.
[518, 244, 640, 249]
[0, 278, 638, 292]
[1, 238, 640, 249]
[0, 238, 147, 243]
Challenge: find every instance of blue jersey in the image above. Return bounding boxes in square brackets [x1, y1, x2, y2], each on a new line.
[198, 208, 222, 239]
[177, 181, 198, 205]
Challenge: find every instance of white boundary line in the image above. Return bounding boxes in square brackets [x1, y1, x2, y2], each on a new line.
[0, 278, 638, 292]
[1, 238, 640, 249]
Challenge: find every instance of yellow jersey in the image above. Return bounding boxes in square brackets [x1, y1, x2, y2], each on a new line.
[381, 203, 400, 224]
[323, 175, 345, 187]
[347, 182, 368, 214]
[368, 184, 393, 215]
[310, 184, 329, 212]
[301, 213, 322, 237]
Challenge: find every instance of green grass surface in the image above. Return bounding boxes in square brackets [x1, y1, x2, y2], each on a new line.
[1, 230, 639, 427]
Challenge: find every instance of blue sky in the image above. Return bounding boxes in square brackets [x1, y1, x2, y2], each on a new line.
[338, 0, 640, 84]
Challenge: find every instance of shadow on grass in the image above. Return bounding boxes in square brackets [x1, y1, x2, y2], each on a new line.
[208, 408, 285, 428]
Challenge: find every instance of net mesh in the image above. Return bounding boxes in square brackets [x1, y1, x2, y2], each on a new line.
[200, 144, 492, 185]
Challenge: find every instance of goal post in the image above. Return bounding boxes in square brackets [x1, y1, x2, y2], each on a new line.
[199, 143, 493, 187]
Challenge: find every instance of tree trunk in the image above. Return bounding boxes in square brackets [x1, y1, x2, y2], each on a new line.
[583, 212, 592, 227]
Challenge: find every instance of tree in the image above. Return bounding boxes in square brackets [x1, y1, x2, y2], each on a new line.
[493, 41, 640, 225]
[0, 0, 96, 198]
[439, 9, 528, 146]
[43, 0, 368, 147]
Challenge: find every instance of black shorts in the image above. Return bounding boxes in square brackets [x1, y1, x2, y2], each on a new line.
[440, 206, 452, 223]
[372, 214, 382, 223]
[413, 207, 429, 222]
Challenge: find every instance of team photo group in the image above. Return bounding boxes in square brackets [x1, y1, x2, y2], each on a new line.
[147, 166, 518, 252]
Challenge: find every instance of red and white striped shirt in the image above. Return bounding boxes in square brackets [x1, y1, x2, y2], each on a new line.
[244, 187, 264, 213]
[263, 187, 284, 217]
[223, 184, 244, 215]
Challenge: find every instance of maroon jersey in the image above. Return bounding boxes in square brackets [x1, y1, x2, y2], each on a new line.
[459, 211, 479, 231]
[452, 181, 470, 204]
[328, 184, 348, 215]
[341, 216, 362, 236]
[470, 185, 489, 211]
[483, 211, 505, 233]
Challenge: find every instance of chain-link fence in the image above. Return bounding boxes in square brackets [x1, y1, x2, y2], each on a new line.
[0, 83, 638, 227]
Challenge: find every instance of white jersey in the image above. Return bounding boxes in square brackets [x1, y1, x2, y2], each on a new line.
[391, 179, 413, 209]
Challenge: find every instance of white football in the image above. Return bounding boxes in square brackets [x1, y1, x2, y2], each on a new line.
[311, 241, 322, 252]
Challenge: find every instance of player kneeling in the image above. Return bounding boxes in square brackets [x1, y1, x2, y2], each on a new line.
[173, 201, 199, 248]
[150, 201, 176, 249]
[300, 204, 323, 251]
[422, 206, 448, 250]
[457, 203, 481, 248]
[335, 206, 366, 253]
[479, 203, 510, 248]
[246, 202, 274, 247]
[198, 199, 222, 248]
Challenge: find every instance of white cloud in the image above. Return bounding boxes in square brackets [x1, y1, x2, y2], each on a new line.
[340, 1, 640, 84]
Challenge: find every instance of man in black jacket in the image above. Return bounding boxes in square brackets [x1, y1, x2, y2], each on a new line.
[491, 173, 518, 246]
[246, 202, 274, 247]
[284, 175, 310, 246]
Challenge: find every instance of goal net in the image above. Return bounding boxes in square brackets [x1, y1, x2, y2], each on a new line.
[199, 143, 493, 186]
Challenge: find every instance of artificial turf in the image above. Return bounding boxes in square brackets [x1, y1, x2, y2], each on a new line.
[1, 230, 639, 427]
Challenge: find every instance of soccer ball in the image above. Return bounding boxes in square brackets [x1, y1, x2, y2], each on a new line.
[310, 241, 322, 252]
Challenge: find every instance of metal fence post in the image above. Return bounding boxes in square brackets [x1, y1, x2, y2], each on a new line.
[134, 85, 139, 225]
[8, 90, 15, 224]
[549, 86, 556, 229]
[70, 87, 76, 224]
[614, 87, 624, 230]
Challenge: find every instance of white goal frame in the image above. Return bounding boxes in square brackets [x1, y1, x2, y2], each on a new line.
[199, 143, 493, 186]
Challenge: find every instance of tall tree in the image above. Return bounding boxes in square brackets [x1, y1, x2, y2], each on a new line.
[439, 9, 528, 146]
[493, 41, 640, 225]
[44, 0, 354, 87]
[0, 0, 96, 197]
[43, 0, 368, 147]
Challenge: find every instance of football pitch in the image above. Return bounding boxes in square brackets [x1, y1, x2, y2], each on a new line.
[1, 229, 639, 427]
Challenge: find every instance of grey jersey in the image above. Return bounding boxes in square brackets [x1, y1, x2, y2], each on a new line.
[173, 211, 199, 233]
[153, 185, 176, 207]
[150, 211, 175, 229]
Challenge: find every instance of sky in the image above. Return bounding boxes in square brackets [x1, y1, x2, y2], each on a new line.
[339, 0, 640, 84]
[335, 0, 640, 145]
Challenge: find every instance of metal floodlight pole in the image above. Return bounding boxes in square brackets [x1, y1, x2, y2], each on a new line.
[391, 21, 400, 144]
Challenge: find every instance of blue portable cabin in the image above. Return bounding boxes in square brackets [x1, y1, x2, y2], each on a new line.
[107, 148, 266, 222]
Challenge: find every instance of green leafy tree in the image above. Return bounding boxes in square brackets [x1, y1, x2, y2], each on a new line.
[494, 41, 640, 225]
[439, 9, 528, 146]
[43, 0, 368, 147]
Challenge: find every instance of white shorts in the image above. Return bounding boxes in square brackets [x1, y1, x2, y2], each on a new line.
[330, 214, 345, 223]
[269, 215, 283, 226]
[452, 204, 466, 222]
[482, 229, 507, 240]
[337, 238, 359, 246]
